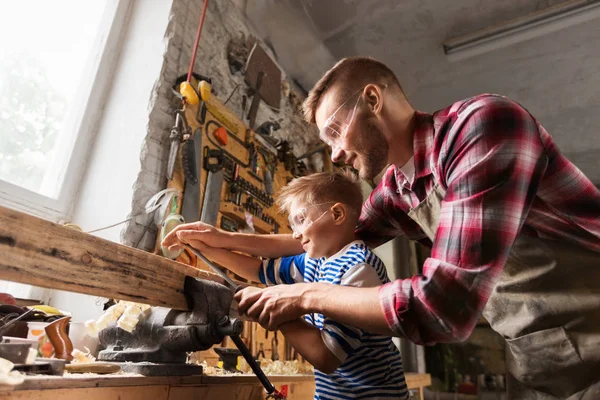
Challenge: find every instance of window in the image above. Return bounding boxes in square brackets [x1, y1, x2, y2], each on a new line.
[0, 0, 132, 301]
[0, 0, 131, 222]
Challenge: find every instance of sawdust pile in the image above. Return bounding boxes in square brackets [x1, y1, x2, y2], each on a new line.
[197, 359, 313, 376]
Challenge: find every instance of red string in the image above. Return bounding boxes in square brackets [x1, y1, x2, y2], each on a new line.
[187, 0, 209, 83]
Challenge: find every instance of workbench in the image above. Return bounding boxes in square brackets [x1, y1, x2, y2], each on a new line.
[0, 373, 431, 399]
[0, 203, 433, 399]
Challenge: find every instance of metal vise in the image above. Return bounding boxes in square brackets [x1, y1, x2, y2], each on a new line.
[97, 277, 242, 376]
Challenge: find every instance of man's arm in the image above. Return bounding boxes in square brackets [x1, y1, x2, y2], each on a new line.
[237, 97, 549, 344]
[236, 283, 393, 335]
[279, 319, 341, 374]
[161, 221, 303, 258]
[379, 96, 549, 344]
[355, 169, 426, 248]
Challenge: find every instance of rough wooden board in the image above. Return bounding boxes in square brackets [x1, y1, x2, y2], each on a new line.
[0, 206, 237, 310]
[200, 375, 313, 385]
[13, 375, 202, 391]
[12, 373, 314, 391]
[168, 385, 261, 400]
[286, 381, 316, 400]
[405, 372, 432, 389]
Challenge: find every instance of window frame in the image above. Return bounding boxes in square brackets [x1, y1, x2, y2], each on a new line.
[0, 0, 133, 301]
[0, 0, 133, 223]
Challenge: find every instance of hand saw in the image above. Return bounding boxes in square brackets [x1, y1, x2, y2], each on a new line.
[181, 127, 203, 223]
[199, 147, 224, 227]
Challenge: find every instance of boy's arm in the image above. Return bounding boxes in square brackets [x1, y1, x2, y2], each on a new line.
[162, 221, 303, 258]
[279, 319, 341, 375]
[191, 244, 262, 283]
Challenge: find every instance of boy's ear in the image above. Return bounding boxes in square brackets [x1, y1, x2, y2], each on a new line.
[330, 203, 347, 225]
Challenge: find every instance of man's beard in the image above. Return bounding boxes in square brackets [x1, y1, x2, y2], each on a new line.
[357, 124, 389, 180]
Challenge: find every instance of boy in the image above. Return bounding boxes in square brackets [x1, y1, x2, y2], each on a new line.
[171, 171, 408, 399]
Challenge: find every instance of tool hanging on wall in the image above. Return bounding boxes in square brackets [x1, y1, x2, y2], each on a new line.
[180, 128, 204, 223]
[166, 110, 189, 180]
[246, 71, 265, 130]
[200, 147, 225, 226]
[271, 331, 280, 361]
[205, 120, 252, 168]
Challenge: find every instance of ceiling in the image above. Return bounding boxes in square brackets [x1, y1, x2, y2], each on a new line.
[238, 0, 600, 183]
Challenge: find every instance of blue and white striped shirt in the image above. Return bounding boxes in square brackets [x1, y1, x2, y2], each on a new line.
[260, 240, 408, 400]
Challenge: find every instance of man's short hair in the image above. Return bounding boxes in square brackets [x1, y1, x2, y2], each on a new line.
[277, 170, 363, 215]
[303, 56, 403, 124]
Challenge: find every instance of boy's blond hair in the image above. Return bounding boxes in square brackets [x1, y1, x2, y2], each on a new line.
[277, 170, 363, 215]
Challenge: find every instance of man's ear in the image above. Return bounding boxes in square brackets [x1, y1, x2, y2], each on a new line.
[363, 84, 384, 116]
[330, 203, 347, 225]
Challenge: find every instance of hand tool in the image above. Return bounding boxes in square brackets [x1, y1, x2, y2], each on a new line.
[181, 128, 203, 223]
[271, 331, 279, 361]
[182, 245, 286, 399]
[205, 120, 251, 168]
[200, 147, 225, 227]
[231, 335, 286, 399]
[166, 110, 190, 180]
[255, 342, 266, 359]
[214, 346, 242, 371]
[0, 309, 33, 341]
[247, 71, 265, 130]
[184, 244, 239, 291]
[240, 94, 247, 120]
[220, 215, 238, 232]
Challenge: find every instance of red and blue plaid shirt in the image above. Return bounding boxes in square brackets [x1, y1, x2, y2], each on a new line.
[356, 94, 600, 345]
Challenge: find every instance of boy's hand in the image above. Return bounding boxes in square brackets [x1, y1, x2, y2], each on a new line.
[161, 221, 230, 252]
[235, 284, 310, 331]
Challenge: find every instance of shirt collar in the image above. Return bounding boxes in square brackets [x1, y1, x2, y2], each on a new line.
[321, 240, 365, 263]
[395, 111, 434, 189]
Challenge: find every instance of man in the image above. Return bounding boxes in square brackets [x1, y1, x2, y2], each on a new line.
[164, 57, 600, 399]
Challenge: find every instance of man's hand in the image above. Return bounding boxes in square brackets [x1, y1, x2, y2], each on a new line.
[234, 284, 311, 331]
[161, 221, 230, 252]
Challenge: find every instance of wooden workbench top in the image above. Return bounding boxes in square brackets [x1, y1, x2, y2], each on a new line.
[1, 372, 430, 391]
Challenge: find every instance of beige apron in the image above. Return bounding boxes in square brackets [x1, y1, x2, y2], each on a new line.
[407, 184, 600, 399]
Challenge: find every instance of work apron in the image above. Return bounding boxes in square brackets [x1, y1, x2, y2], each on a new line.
[407, 183, 600, 399]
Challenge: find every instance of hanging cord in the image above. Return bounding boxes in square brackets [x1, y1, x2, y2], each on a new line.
[187, 0, 210, 83]
[84, 189, 180, 235]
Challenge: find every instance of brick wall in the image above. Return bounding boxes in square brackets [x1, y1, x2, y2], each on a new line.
[120, 0, 321, 249]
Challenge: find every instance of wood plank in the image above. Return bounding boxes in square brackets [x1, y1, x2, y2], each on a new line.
[14, 374, 203, 390]
[0, 386, 169, 400]
[200, 375, 313, 385]
[405, 373, 432, 389]
[286, 381, 316, 400]
[0, 206, 238, 310]
[168, 385, 261, 400]
[14, 373, 315, 391]
[9, 373, 427, 399]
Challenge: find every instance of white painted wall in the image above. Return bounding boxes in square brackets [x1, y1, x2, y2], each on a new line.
[47, 0, 173, 322]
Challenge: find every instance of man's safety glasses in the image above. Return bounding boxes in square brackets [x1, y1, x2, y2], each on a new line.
[318, 88, 364, 149]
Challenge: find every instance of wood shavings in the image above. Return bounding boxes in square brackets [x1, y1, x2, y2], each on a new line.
[241, 359, 314, 376]
[0, 357, 24, 386]
[71, 347, 96, 364]
[85, 301, 150, 335]
[195, 359, 313, 377]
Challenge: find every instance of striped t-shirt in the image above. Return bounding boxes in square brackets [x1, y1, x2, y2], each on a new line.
[260, 240, 408, 400]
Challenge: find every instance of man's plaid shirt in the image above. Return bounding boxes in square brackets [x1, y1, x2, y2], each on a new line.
[356, 94, 600, 344]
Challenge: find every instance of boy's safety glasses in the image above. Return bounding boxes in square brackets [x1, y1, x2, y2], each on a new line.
[288, 202, 334, 235]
